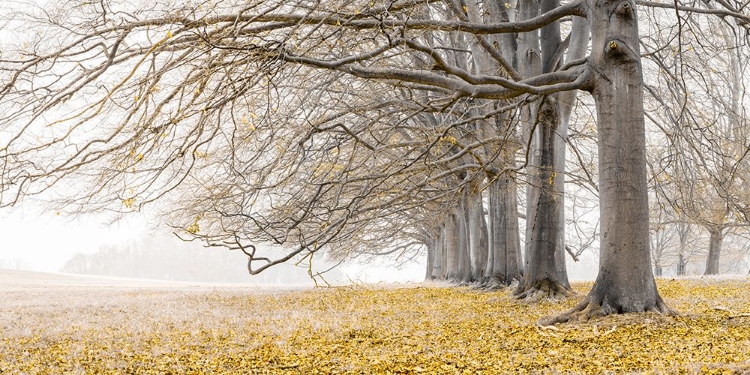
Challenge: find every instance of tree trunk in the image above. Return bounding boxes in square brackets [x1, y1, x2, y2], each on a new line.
[456, 190, 472, 283]
[677, 253, 686, 276]
[518, 0, 543, 279]
[440, 222, 449, 280]
[468, 182, 488, 282]
[425, 242, 434, 280]
[430, 226, 444, 280]
[515, 96, 570, 299]
[704, 227, 723, 275]
[444, 212, 460, 280]
[676, 218, 690, 276]
[486, 168, 523, 287]
[546, 0, 673, 323]
[515, 0, 571, 299]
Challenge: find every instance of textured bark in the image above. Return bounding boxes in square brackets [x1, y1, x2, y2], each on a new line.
[545, 0, 674, 323]
[428, 226, 444, 280]
[515, 0, 571, 298]
[456, 191, 472, 283]
[440, 223, 449, 280]
[518, 0, 543, 275]
[425, 243, 434, 280]
[676, 219, 691, 275]
[704, 227, 724, 275]
[444, 212, 461, 280]
[486, 169, 523, 286]
[515, 97, 570, 299]
[468, 184, 488, 282]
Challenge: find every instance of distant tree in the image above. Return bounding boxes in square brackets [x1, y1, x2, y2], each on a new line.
[642, 7, 750, 275]
[60, 235, 342, 283]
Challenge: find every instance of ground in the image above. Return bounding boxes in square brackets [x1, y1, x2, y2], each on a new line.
[0, 270, 749, 373]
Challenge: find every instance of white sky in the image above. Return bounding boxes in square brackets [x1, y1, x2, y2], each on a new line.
[0, 204, 430, 282]
[0, 201, 598, 282]
[0, 205, 150, 272]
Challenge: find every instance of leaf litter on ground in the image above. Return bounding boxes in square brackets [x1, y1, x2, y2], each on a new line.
[0, 273, 749, 374]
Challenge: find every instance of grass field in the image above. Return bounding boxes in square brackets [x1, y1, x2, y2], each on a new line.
[1, 270, 749, 374]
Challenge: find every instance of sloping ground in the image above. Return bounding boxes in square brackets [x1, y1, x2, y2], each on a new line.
[0, 271, 748, 374]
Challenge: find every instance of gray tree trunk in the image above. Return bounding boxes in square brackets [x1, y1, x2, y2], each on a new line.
[430, 226, 444, 279]
[425, 243, 434, 280]
[468, 183, 488, 281]
[516, 96, 571, 298]
[676, 218, 691, 276]
[704, 227, 723, 275]
[486, 168, 523, 286]
[677, 253, 686, 276]
[456, 189, 472, 283]
[444, 212, 460, 280]
[551, 0, 673, 320]
[518, 0, 543, 274]
[515, 0, 574, 298]
[438, 223, 447, 279]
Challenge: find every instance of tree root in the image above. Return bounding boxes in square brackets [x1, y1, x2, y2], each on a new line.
[471, 276, 517, 291]
[539, 295, 679, 326]
[513, 278, 570, 302]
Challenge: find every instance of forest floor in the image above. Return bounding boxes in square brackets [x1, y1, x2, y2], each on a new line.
[0, 270, 749, 374]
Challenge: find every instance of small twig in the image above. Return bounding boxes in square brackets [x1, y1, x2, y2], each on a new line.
[712, 305, 733, 313]
[565, 245, 580, 262]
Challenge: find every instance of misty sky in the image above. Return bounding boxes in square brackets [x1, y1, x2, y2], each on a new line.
[0, 204, 433, 282]
[0, 201, 599, 282]
[0, 205, 148, 272]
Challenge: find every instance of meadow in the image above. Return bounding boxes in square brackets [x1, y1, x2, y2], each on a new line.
[1, 270, 749, 374]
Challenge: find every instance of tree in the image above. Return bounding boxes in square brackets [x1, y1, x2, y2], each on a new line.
[642, 6, 750, 275]
[7, 0, 750, 319]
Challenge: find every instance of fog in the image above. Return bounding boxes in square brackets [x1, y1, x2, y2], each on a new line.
[0, 205, 437, 284]
[0, 205, 603, 285]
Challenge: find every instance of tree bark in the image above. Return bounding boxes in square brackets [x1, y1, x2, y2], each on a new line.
[546, 0, 674, 323]
[704, 227, 723, 275]
[676, 218, 690, 275]
[514, 0, 572, 299]
[456, 189, 472, 283]
[425, 242, 434, 280]
[486, 167, 523, 286]
[677, 252, 686, 276]
[554, 16, 589, 288]
[440, 222, 449, 280]
[515, 96, 570, 299]
[429, 226, 444, 280]
[444, 211, 460, 280]
[468, 182, 488, 282]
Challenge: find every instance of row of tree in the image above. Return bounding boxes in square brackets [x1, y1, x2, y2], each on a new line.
[1, 0, 749, 321]
[60, 235, 343, 284]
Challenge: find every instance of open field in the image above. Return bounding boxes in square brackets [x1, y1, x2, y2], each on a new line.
[1, 270, 749, 374]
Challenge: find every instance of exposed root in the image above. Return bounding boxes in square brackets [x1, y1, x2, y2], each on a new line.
[539, 295, 679, 326]
[513, 278, 571, 302]
[473, 276, 514, 291]
[651, 296, 679, 317]
[481, 279, 507, 291]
